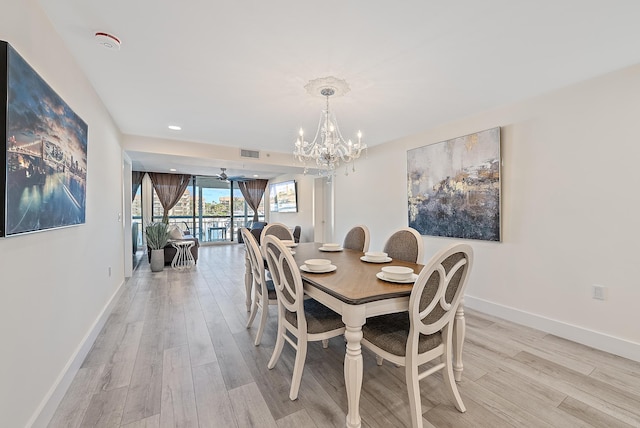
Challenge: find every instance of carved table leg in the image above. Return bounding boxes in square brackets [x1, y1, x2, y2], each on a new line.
[453, 300, 465, 382]
[343, 306, 366, 428]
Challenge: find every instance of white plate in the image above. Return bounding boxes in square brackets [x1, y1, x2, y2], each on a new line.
[376, 272, 418, 284]
[360, 256, 393, 263]
[319, 246, 343, 252]
[300, 264, 337, 273]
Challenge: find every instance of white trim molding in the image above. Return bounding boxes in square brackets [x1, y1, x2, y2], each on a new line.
[464, 295, 640, 363]
[28, 279, 127, 428]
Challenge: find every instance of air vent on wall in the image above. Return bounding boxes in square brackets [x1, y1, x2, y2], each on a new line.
[240, 149, 260, 159]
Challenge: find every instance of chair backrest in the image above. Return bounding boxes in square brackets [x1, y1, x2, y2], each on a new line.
[342, 225, 370, 252]
[383, 227, 424, 263]
[409, 243, 473, 346]
[292, 225, 302, 243]
[241, 228, 267, 294]
[260, 222, 294, 243]
[250, 227, 263, 243]
[262, 235, 307, 331]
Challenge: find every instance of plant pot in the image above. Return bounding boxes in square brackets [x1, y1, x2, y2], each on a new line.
[150, 249, 165, 272]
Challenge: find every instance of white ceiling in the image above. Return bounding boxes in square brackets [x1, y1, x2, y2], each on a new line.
[38, 0, 640, 178]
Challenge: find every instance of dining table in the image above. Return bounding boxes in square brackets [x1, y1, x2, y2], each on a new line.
[291, 242, 466, 428]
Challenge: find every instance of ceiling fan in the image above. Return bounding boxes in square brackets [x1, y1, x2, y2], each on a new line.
[214, 168, 248, 182]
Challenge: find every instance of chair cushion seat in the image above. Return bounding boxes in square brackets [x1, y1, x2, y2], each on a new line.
[285, 299, 344, 334]
[362, 312, 442, 356]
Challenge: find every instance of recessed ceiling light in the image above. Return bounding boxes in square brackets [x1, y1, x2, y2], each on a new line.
[168, 125, 182, 131]
[169, 168, 177, 172]
[253, 174, 259, 178]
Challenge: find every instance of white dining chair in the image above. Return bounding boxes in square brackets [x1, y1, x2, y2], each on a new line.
[241, 228, 278, 346]
[262, 235, 345, 400]
[240, 227, 254, 312]
[260, 222, 294, 244]
[342, 225, 370, 252]
[361, 243, 473, 428]
[383, 227, 424, 263]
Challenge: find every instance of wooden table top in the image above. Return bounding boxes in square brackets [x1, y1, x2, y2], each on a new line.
[293, 242, 424, 305]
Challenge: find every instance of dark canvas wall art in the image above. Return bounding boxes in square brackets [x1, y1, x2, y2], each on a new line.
[1, 41, 88, 236]
[407, 127, 501, 241]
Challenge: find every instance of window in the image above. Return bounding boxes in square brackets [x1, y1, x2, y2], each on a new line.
[140, 175, 265, 243]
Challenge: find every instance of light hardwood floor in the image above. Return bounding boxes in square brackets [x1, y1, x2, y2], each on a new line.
[49, 244, 640, 427]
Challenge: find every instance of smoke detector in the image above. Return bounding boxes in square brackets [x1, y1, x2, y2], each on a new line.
[95, 32, 121, 50]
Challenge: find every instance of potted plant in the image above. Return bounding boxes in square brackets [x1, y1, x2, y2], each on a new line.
[146, 222, 169, 272]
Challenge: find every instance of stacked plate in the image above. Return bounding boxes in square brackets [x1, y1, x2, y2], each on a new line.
[376, 266, 418, 283]
[300, 258, 337, 273]
[360, 251, 392, 263]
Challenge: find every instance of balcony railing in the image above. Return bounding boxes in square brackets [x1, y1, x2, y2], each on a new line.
[133, 214, 265, 247]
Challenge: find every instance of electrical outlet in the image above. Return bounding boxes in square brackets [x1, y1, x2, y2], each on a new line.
[592, 284, 607, 300]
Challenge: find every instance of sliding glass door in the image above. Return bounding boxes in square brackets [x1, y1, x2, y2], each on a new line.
[191, 176, 265, 244]
[193, 176, 231, 243]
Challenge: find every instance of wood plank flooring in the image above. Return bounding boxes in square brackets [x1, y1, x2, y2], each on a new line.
[49, 244, 640, 427]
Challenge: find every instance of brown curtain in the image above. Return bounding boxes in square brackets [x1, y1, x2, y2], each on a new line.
[237, 179, 268, 222]
[148, 172, 191, 223]
[132, 171, 145, 202]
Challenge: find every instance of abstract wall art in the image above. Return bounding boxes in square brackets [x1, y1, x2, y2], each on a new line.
[407, 127, 501, 241]
[1, 41, 88, 237]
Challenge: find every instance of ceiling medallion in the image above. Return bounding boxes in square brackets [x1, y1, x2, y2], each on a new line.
[294, 76, 366, 181]
[304, 76, 351, 98]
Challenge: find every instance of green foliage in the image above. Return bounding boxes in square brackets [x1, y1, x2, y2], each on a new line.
[201, 197, 246, 216]
[146, 222, 169, 250]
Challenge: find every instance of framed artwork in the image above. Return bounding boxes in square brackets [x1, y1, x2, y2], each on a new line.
[407, 127, 501, 241]
[269, 180, 298, 213]
[1, 41, 88, 237]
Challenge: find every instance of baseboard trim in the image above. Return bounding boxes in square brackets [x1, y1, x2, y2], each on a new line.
[28, 279, 127, 428]
[464, 295, 640, 363]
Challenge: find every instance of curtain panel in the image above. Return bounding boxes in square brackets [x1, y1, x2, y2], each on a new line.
[148, 172, 192, 223]
[237, 179, 268, 222]
[132, 171, 145, 202]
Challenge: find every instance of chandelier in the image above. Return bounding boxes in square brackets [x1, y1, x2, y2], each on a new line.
[294, 77, 366, 179]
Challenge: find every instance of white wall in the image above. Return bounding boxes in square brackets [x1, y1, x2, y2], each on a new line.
[0, 1, 126, 426]
[1, 7, 636, 427]
[334, 64, 640, 361]
[268, 174, 315, 243]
